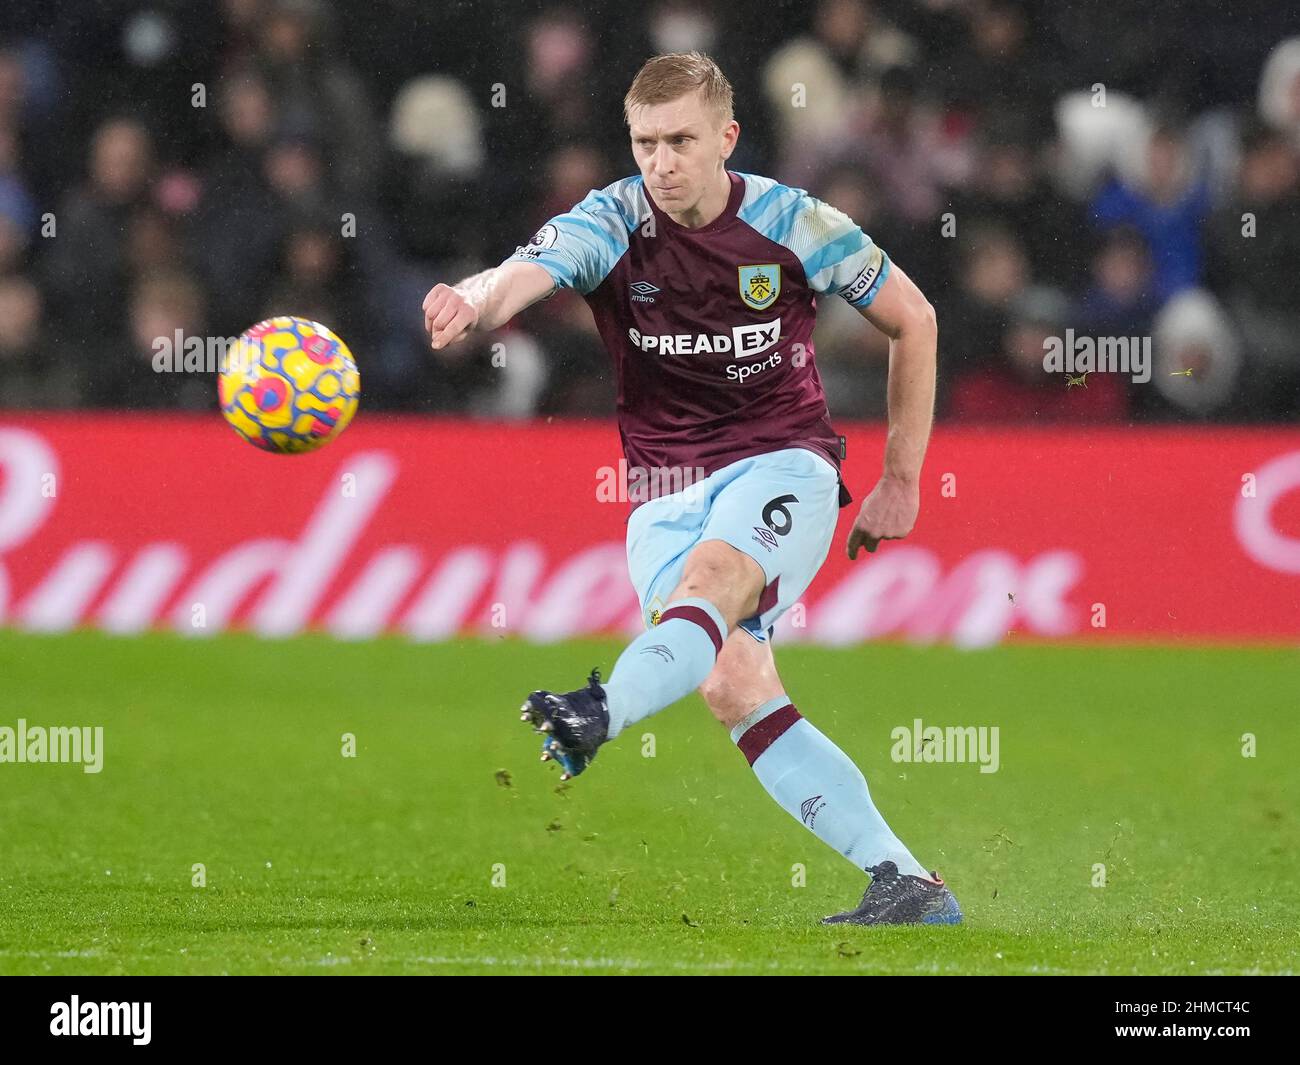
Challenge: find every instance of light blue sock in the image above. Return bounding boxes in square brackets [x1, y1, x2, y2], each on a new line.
[602, 597, 727, 739]
[732, 696, 930, 878]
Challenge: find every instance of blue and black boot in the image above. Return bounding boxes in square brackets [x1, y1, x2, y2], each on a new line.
[519, 669, 610, 781]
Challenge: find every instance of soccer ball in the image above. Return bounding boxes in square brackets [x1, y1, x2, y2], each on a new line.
[218, 316, 360, 454]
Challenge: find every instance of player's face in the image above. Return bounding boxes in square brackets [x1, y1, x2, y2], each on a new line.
[628, 91, 738, 217]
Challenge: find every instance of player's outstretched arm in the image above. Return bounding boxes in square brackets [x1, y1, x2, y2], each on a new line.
[847, 263, 938, 559]
[422, 261, 556, 349]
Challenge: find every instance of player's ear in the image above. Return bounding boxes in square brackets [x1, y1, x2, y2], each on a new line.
[720, 119, 739, 159]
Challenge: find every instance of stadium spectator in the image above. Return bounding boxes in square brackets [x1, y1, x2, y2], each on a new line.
[937, 223, 1031, 381]
[0, 124, 37, 275]
[1090, 122, 1212, 301]
[945, 286, 1129, 423]
[126, 205, 189, 279]
[94, 269, 211, 410]
[1258, 37, 1300, 149]
[485, 7, 609, 244]
[253, 0, 382, 201]
[0, 46, 47, 199]
[260, 216, 373, 361]
[937, 0, 1058, 139]
[216, 67, 277, 159]
[1076, 226, 1158, 341]
[1053, 88, 1153, 202]
[0, 275, 70, 407]
[762, 0, 917, 182]
[536, 143, 609, 225]
[384, 74, 487, 261]
[1206, 122, 1300, 418]
[1148, 289, 1242, 418]
[420, 323, 548, 419]
[39, 117, 156, 362]
[819, 65, 970, 225]
[532, 290, 615, 417]
[0, 47, 23, 130]
[191, 69, 280, 330]
[945, 117, 1087, 289]
[217, 0, 270, 70]
[195, 123, 339, 335]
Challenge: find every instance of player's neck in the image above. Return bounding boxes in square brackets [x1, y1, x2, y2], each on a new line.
[668, 168, 732, 230]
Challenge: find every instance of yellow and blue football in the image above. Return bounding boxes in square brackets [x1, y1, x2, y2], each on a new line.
[218, 316, 360, 454]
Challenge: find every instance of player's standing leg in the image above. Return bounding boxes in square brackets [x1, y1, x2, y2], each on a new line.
[700, 631, 962, 925]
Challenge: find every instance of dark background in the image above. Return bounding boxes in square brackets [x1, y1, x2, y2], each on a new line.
[1, 0, 1298, 422]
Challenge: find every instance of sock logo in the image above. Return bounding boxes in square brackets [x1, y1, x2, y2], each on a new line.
[799, 794, 826, 827]
[640, 643, 674, 662]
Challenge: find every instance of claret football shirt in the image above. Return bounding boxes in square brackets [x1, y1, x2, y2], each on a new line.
[504, 170, 890, 504]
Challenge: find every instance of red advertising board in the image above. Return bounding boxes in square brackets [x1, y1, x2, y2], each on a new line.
[1, 414, 1298, 646]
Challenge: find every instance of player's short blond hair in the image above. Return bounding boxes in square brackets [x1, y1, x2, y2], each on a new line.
[623, 52, 734, 129]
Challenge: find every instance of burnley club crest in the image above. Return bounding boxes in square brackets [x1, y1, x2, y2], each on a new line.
[738, 264, 780, 310]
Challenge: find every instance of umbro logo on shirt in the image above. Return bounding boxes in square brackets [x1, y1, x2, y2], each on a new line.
[629, 280, 659, 303]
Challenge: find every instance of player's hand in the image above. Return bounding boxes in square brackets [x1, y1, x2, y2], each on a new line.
[847, 475, 919, 559]
[423, 283, 479, 349]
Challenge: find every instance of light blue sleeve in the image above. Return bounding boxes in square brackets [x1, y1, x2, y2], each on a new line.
[502, 182, 638, 296]
[737, 174, 892, 308]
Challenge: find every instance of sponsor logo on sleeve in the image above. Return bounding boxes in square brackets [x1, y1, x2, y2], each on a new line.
[514, 223, 559, 259]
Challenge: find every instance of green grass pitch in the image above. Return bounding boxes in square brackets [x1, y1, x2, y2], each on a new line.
[0, 631, 1296, 975]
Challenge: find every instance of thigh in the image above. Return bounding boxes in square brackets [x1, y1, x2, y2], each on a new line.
[625, 482, 711, 629]
[696, 448, 841, 639]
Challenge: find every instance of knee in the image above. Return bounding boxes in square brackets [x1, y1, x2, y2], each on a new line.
[699, 671, 762, 729]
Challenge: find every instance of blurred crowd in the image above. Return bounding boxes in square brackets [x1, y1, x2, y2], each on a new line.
[1, 0, 1298, 422]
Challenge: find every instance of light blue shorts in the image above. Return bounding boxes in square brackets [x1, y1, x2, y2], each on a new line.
[625, 447, 843, 642]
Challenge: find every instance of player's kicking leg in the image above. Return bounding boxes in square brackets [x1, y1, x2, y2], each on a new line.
[519, 537, 757, 780]
[699, 630, 962, 926]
